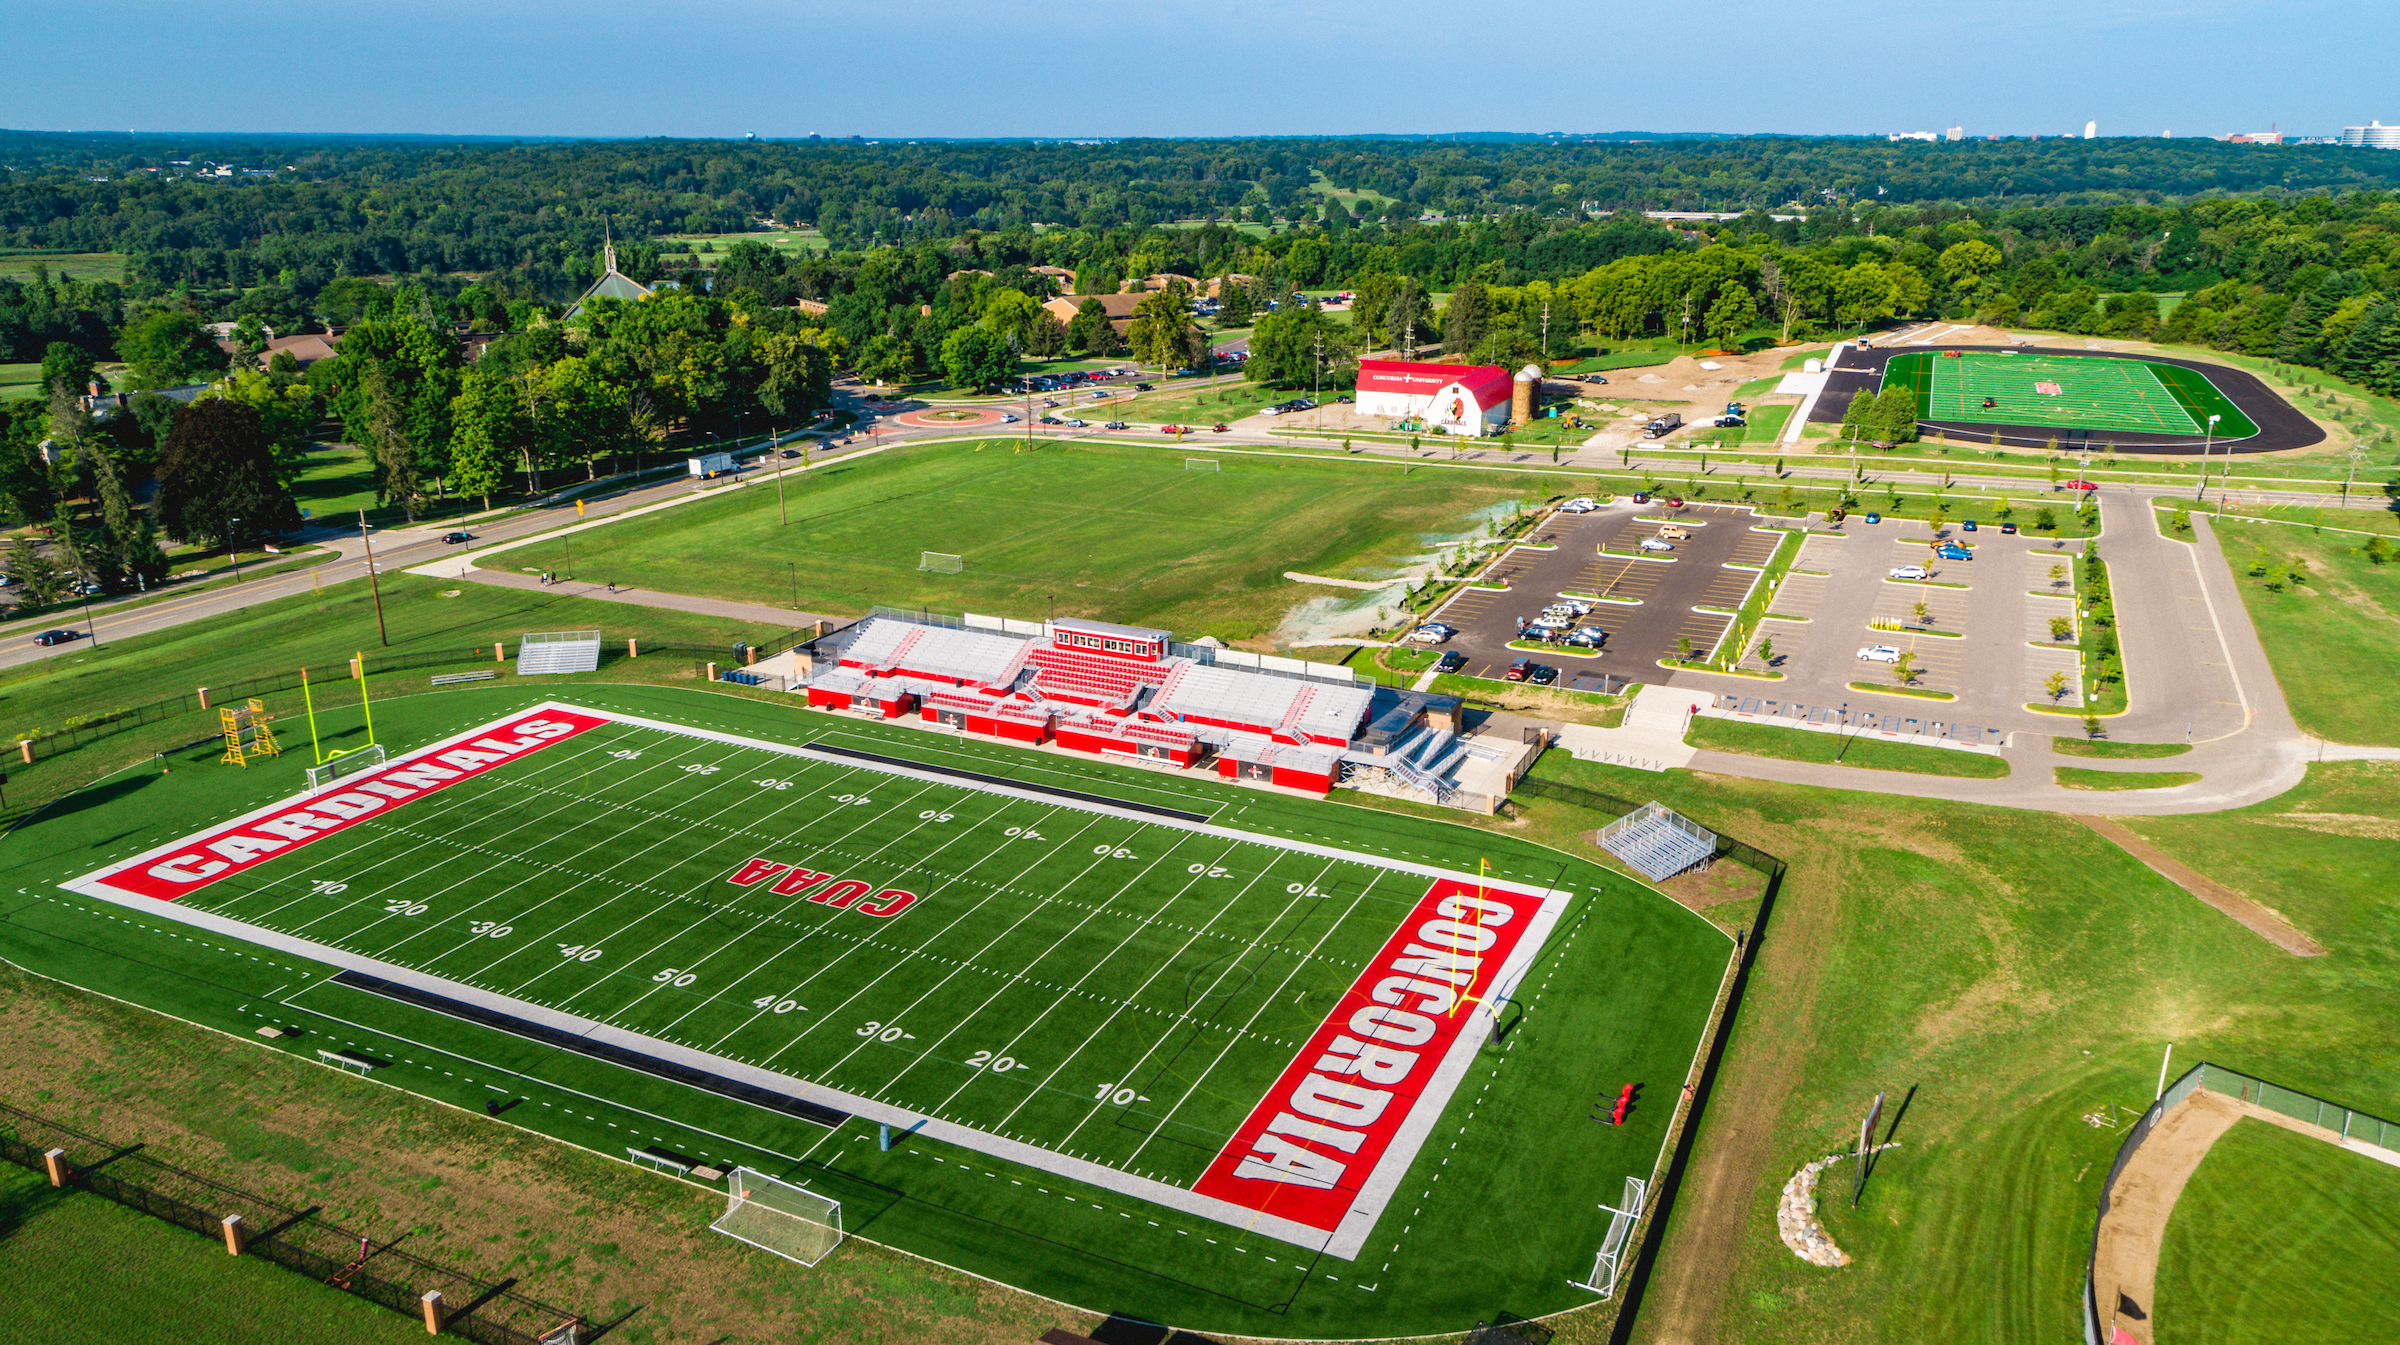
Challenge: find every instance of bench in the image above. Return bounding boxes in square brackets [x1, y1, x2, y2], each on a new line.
[431, 670, 498, 686]
[316, 1048, 381, 1075]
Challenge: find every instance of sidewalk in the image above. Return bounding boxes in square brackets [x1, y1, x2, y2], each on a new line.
[435, 563, 842, 635]
[1552, 685, 1701, 773]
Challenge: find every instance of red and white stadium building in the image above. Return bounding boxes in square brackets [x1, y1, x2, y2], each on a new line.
[798, 615, 1470, 798]
[1352, 360, 1513, 437]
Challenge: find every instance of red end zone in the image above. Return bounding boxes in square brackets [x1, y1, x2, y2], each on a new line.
[1192, 876, 1544, 1233]
[90, 709, 610, 900]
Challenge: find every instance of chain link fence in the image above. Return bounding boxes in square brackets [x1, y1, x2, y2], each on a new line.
[0, 1098, 585, 1344]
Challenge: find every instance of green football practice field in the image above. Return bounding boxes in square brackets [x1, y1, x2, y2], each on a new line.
[0, 684, 1729, 1338]
[1886, 351, 2258, 439]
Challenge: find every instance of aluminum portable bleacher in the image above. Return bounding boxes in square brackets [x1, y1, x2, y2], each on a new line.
[1597, 802, 1719, 882]
[516, 630, 602, 675]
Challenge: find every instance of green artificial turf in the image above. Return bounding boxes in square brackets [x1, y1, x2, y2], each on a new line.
[2217, 520, 2400, 746]
[501, 439, 1550, 643]
[2154, 1117, 2400, 1345]
[0, 683, 1726, 1339]
[1886, 351, 2259, 439]
[1687, 716, 2009, 779]
[0, 1166, 426, 1344]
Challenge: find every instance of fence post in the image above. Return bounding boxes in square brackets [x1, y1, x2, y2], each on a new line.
[349, 656, 363, 680]
[222, 1213, 246, 1255]
[197, 686, 211, 710]
[707, 663, 718, 682]
[494, 643, 505, 663]
[421, 1289, 445, 1335]
[628, 638, 639, 659]
[42, 1149, 67, 1187]
[747, 645, 758, 666]
[17, 740, 29, 766]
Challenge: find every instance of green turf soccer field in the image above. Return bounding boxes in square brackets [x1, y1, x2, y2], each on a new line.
[1886, 350, 2258, 439]
[1, 684, 1727, 1337]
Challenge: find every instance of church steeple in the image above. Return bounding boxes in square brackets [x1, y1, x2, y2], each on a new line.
[603, 217, 618, 276]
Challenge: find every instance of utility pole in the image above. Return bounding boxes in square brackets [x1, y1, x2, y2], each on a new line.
[1314, 329, 1325, 434]
[357, 509, 389, 647]
[1540, 301, 1551, 363]
[777, 454, 788, 526]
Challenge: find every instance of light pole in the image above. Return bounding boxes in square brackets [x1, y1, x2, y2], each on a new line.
[227, 517, 244, 582]
[356, 509, 389, 647]
[2195, 414, 2219, 501]
[788, 561, 799, 612]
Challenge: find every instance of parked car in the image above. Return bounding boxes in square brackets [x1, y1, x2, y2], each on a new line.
[1556, 496, 1600, 513]
[1435, 651, 1466, 673]
[2000, 521, 2019, 534]
[1526, 664, 1558, 685]
[1961, 519, 1978, 532]
[1856, 644, 1902, 663]
[1103, 421, 1129, 430]
[1564, 628, 1605, 648]
[1656, 526, 1691, 541]
[1505, 659, 1532, 682]
[1581, 374, 1609, 385]
[1638, 537, 1674, 553]
[778, 448, 801, 459]
[1889, 564, 1929, 580]
[441, 531, 475, 544]
[1936, 543, 1973, 560]
[1864, 511, 1882, 524]
[33, 629, 79, 646]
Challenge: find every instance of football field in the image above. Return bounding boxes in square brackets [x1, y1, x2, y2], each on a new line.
[1887, 350, 2259, 439]
[66, 703, 1572, 1259]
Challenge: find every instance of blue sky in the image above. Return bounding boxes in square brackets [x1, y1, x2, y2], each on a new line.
[4, 0, 2390, 140]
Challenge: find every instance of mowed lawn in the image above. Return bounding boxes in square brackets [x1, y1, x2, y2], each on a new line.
[2215, 517, 2400, 745]
[2154, 1117, 2400, 1345]
[0, 1167, 426, 1345]
[1686, 714, 2011, 778]
[1345, 750, 2400, 1345]
[505, 439, 1546, 640]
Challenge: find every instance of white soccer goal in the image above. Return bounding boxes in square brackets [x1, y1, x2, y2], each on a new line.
[1569, 1175, 1648, 1298]
[306, 744, 386, 791]
[918, 552, 964, 574]
[711, 1167, 843, 1266]
[1184, 458, 1220, 472]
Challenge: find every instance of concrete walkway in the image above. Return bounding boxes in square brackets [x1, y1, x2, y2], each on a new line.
[1553, 685, 1701, 773]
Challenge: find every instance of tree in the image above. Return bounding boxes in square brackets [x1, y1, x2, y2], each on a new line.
[201, 369, 321, 484]
[2049, 615, 2073, 641]
[1245, 305, 1348, 389]
[1839, 389, 1875, 440]
[1938, 240, 2004, 305]
[446, 367, 519, 509]
[7, 536, 67, 609]
[1067, 300, 1122, 356]
[1756, 635, 1774, 666]
[1704, 285, 1758, 352]
[40, 342, 97, 399]
[117, 310, 227, 389]
[1386, 279, 1428, 358]
[1892, 649, 1917, 686]
[941, 325, 1017, 392]
[1125, 283, 1201, 371]
[2044, 670, 2069, 701]
[1913, 598, 1932, 625]
[858, 334, 917, 387]
[1441, 280, 1492, 356]
[155, 400, 302, 547]
[1870, 387, 1919, 443]
[1216, 279, 1256, 329]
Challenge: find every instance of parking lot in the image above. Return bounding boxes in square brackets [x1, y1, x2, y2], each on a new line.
[1422, 500, 1773, 683]
[1721, 516, 2088, 718]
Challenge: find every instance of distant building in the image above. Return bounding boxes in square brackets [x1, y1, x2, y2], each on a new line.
[1028, 265, 1078, 293]
[564, 230, 653, 318]
[2342, 122, 2400, 148]
[1133, 273, 1199, 293]
[1945, 127, 1964, 141]
[1041, 293, 1144, 334]
[2084, 120, 2098, 139]
[2225, 130, 2284, 145]
[1353, 360, 1512, 437]
[1887, 131, 1939, 143]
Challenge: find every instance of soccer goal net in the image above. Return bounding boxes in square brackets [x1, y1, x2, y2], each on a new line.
[1569, 1175, 1648, 1299]
[305, 744, 386, 791]
[1184, 458, 1220, 472]
[711, 1167, 842, 1266]
[918, 552, 963, 573]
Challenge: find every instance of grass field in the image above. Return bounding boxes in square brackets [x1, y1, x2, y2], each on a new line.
[2052, 737, 2192, 759]
[1886, 351, 2259, 439]
[2154, 1117, 2400, 1344]
[2214, 520, 2400, 746]
[0, 362, 42, 401]
[0, 1166, 428, 1345]
[0, 250, 127, 284]
[502, 439, 1551, 643]
[2054, 766, 2202, 790]
[4, 683, 1725, 1338]
[1686, 715, 2010, 778]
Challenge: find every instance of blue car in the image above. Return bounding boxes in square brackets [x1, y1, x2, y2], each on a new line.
[1936, 543, 1972, 560]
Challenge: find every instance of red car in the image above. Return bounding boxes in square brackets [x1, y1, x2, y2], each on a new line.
[1160, 424, 1187, 435]
[2061, 479, 2099, 491]
[1211, 423, 1229, 432]
[1505, 659, 1531, 682]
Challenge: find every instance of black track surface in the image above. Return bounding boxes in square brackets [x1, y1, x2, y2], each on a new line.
[1810, 344, 2322, 456]
[332, 970, 851, 1127]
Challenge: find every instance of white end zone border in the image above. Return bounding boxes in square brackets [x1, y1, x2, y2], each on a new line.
[56, 701, 1571, 1261]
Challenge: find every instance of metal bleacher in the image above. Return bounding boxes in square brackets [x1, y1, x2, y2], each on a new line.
[516, 630, 602, 676]
[1596, 802, 1719, 881]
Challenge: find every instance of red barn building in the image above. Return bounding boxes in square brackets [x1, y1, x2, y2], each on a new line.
[1353, 360, 1513, 437]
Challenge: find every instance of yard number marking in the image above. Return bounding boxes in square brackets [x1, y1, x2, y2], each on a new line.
[857, 1021, 916, 1042]
[653, 968, 699, 987]
[557, 944, 603, 962]
[964, 1051, 1026, 1073]
[1003, 826, 1045, 841]
[750, 996, 805, 1014]
[918, 810, 955, 822]
[467, 920, 512, 938]
[312, 880, 351, 895]
[1094, 1082, 1152, 1105]
[754, 779, 794, 790]
[382, 899, 427, 916]
[830, 793, 873, 806]
[1188, 863, 1231, 878]
[608, 749, 642, 760]
[681, 764, 720, 776]
[1093, 845, 1137, 860]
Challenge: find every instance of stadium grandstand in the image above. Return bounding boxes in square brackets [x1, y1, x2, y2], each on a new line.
[800, 614, 1468, 797]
